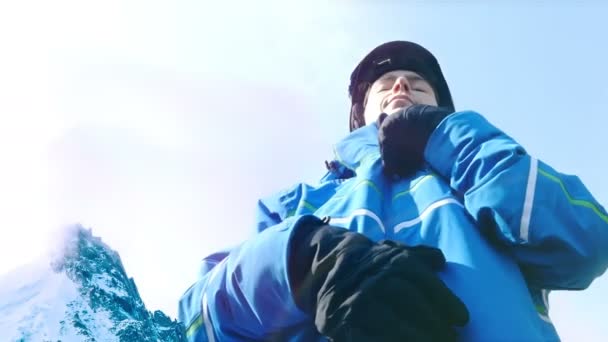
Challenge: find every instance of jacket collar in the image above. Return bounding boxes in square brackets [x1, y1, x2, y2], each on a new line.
[333, 123, 380, 172]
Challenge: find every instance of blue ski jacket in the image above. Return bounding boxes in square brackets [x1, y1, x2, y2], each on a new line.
[179, 110, 608, 341]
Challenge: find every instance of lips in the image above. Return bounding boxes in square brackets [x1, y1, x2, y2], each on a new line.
[384, 95, 413, 110]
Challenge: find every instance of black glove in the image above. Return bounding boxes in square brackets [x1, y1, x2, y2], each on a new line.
[378, 104, 453, 177]
[288, 216, 469, 342]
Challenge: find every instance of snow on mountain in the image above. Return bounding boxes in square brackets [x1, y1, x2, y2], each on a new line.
[0, 225, 186, 341]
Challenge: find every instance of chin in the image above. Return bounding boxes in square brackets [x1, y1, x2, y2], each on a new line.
[386, 104, 412, 114]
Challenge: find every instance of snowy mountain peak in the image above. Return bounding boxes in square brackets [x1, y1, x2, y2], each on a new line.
[0, 224, 186, 341]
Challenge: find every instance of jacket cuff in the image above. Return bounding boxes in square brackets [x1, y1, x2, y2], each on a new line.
[424, 110, 499, 180]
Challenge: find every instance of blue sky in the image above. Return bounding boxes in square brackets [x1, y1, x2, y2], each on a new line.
[0, 1, 607, 340]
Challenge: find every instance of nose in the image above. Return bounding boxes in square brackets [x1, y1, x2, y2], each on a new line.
[392, 76, 411, 94]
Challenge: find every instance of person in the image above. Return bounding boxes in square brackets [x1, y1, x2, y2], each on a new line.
[178, 41, 608, 341]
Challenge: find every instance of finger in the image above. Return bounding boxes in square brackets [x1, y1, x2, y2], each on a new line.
[407, 267, 470, 327]
[369, 284, 447, 342]
[326, 324, 373, 342]
[373, 310, 435, 342]
[345, 262, 464, 339]
[377, 112, 388, 126]
[407, 245, 447, 271]
[382, 251, 468, 326]
[325, 288, 399, 341]
[379, 277, 462, 342]
[381, 277, 445, 331]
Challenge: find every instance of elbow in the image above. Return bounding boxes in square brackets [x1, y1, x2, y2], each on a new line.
[519, 235, 608, 290]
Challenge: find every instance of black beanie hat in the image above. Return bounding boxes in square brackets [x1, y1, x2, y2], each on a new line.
[348, 41, 454, 131]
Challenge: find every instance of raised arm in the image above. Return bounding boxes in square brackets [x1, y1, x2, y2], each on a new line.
[425, 110, 608, 289]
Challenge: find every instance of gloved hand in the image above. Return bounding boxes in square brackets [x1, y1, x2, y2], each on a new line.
[378, 104, 453, 177]
[289, 216, 469, 342]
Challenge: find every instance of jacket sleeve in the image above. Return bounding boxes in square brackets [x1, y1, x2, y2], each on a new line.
[424, 110, 608, 290]
[178, 216, 313, 341]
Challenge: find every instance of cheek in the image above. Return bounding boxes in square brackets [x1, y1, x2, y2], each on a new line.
[362, 94, 384, 123]
[363, 100, 383, 125]
[415, 92, 439, 106]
